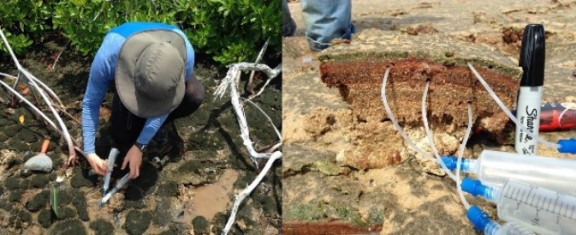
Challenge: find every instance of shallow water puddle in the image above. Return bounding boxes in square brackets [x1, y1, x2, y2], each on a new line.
[187, 169, 239, 221]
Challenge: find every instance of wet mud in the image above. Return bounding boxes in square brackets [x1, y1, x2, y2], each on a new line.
[0, 40, 281, 234]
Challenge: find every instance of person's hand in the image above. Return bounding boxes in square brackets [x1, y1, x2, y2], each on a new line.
[86, 153, 108, 176]
[121, 145, 143, 179]
[65, 152, 79, 167]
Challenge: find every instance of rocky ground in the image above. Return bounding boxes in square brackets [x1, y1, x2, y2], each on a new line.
[282, 0, 576, 234]
[0, 39, 281, 234]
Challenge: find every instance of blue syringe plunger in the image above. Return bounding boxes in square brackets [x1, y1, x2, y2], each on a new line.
[440, 155, 457, 170]
[558, 138, 576, 154]
[466, 205, 492, 231]
[440, 155, 471, 172]
[461, 178, 490, 198]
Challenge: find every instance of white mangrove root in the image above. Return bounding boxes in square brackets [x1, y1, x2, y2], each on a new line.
[214, 62, 282, 235]
[0, 27, 77, 163]
[222, 151, 281, 234]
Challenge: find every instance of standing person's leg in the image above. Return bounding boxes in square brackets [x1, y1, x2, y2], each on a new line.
[302, 0, 353, 51]
[283, 0, 297, 36]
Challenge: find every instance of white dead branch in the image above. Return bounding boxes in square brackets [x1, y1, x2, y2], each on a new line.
[245, 39, 272, 95]
[214, 62, 282, 159]
[213, 62, 282, 235]
[0, 27, 77, 163]
[223, 151, 281, 234]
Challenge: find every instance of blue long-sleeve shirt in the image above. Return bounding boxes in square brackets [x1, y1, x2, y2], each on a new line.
[82, 22, 195, 154]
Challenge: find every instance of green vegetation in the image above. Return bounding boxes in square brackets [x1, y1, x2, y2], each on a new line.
[0, 0, 55, 54]
[0, 0, 280, 65]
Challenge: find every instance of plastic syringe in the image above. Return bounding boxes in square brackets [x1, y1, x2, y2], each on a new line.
[441, 150, 576, 196]
[466, 205, 535, 235]
[98, 173, 130, 207]
[102, 148, 119, 195]
[462, 178, 576, 235]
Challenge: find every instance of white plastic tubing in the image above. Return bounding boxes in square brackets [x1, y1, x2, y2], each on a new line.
[467, 63, 559, 149]
[381, 67, 475, 209]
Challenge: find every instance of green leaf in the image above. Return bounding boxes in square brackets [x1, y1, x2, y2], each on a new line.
[72, 0, 86, 7]
[50, 185, 60, 219]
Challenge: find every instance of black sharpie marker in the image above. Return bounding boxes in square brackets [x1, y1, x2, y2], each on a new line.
[515, 24, 545, 155]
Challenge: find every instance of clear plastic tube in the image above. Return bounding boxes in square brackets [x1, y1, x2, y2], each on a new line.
[463, 179, 576, 235]
[456, 103, 474, 210]
[467, 205, 535, 235]
[382, 68, 473, 209]
[99, 173, 130, 207]
[485, 221, 535, 235]
[443, 150, 576, 196]
[102, 148, 119, 194]
[467, 63, 559, 149]
[422, 81, 458, 182]
[380, 67, 436, 162]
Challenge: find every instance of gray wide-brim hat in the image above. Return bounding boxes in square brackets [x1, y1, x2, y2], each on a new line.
[116, 29, 186, 118]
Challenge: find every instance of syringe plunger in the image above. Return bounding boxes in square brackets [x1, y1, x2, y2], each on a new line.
[558, 138, 576, 154]
[463, 179, 576, 235]
[441, 150, 576, 196]
[461, 178, 496, 201]
[466, 205, 493, 231]
[466, 205, 535, 235]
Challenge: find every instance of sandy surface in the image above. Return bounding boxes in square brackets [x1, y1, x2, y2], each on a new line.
[283, 0, 576, 234]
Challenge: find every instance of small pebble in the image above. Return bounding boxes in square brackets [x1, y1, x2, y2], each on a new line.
[23, 155, 52, 172]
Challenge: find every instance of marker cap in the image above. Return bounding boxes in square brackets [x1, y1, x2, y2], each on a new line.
[519, 24, 545, 87]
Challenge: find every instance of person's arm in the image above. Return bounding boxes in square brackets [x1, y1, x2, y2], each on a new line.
[174, 29, 195, 82]
[82, 33, 123, 155]
[136, 115, 169, 145]
[121, 114, 168, 179]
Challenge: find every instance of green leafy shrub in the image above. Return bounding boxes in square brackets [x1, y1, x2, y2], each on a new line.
[52, 0, 176, 56]
[0, 0, 56, 55]
[1, 0, 280, 66]
[175, 0, 281, 64]
[54, 0, 281, 65]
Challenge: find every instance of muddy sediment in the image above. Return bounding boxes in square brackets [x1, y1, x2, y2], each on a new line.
[319, 31, 520, 131]
[0, 40, 281, 234]
[313, 32, 522, 170]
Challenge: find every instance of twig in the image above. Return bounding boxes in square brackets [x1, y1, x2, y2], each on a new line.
[0, 27, 76, 163]
[242, 98, 282, 141]
[51, 41, 70, 72]
[247, 63, 282, 101]
[245, 39, 269, 95]
[223, 151, 281, 234]
[0, 78, 85, 159]
[0, 65, 63, 107]
[12, 72, 20, 90]
[3, 72, 75, 123]
[0, 79, 57, 129]
[52, 103, 82, 125]
[215, 63, 280, 99]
